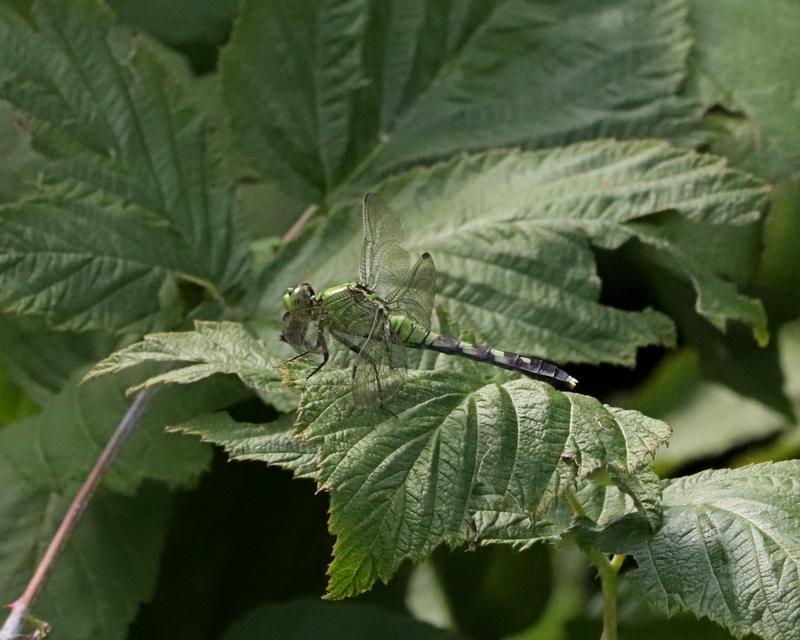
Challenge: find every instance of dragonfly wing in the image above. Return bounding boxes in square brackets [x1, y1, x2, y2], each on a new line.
[352, 336, 407, 408]
[330, 312, 407, 408]
[386, 252, 436, 330]
[359, 193, 411, 297]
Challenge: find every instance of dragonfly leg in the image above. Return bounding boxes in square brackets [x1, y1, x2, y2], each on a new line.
[282, 351, 308, 365]
[307, 332, 330, 379]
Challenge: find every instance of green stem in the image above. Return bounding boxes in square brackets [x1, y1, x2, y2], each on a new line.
[588, 549, 623, 640]
[565, 489, 624, 640]
[564, 488, 588, 518]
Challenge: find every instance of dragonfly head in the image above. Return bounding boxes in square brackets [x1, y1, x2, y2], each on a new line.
[283, 283, 317, 314]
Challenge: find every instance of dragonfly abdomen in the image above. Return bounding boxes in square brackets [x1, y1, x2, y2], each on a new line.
[390, 315, 577, 390]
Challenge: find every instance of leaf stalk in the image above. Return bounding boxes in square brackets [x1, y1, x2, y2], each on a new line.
[588, 549, 623, 640]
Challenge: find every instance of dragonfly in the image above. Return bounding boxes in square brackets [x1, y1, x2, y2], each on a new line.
[281, 193, 577, 408]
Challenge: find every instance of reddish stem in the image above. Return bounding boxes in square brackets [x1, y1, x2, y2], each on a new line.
[1, 388, 157, 640]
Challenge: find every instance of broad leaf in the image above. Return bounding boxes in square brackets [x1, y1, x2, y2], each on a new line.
[757, 181, 800, 324]
[0, 314, 121, 403]
[0, 462, 173, 640]
[589, 462, 800, 640]
[85, 320, 297, 410]
[259, 141, 768, 366]
[0, 361, 37, 425]
[0, 0, 249, 333]
[686, 0, 800, 180]
[296, 360, 670, 598]
[224, 599, 466, 640]
[170, 412, 318, 480]
[0, 99, 46, 203]
[223, 0, 700, 201]
[0, 371, 247, 496]
[614, 349, 788, 474]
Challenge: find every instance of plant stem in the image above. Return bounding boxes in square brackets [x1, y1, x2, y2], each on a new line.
[564, 488, 588, 518]
[564, 489, 624, 640]
[588, 549, 623, 640]
[0, 388, 157, 640]
[282, 203, 318, 243]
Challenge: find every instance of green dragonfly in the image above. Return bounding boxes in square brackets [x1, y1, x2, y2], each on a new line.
[281, 193, 577, 407]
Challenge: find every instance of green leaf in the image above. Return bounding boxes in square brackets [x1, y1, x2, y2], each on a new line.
[628, 213, 768, 344]
[259, 141, 768, 366]
[0, 99, 47, 203]
[222, 0, 700, 201]
[686, 0, 800, 180]
[296, 362, 670, 598]
[614, 349, 788, 475]
[592, 462, 800, 640]
[0, 314, 121, 403]
[170, 412, 318, 480]
[757, 181, 800, 323]
[0, 360, 37, 425]
[0, 371, 246, 495]
[0, 462, 173, 640]
[85, 320, 297, 411]
[223, 598, 466, 640]
[0, 0, 249, 333]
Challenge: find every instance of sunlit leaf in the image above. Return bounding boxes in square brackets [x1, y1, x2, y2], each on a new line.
[589, 462, 800, 640]
[296, 361, 670, 598]
[259, 141, 768, 366]
[85, 320, 296, 410]
[170, 412, 317, 480]
[686, 0, 800, 180]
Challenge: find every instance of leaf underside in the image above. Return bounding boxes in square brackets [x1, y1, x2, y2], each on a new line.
[259, 140, 768, 366]
[588, 462, 800, 640]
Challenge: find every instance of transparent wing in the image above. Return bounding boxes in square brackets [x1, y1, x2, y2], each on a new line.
[359, 193, 411, 297]
[330, 311, 407, 408]
[386, 252, 436, 330]
[324, 289, 385, 338]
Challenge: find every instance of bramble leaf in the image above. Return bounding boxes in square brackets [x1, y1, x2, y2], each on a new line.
[84, 320, 296, 410]
[588, 462, 800, 640]
[686, 0, 800, 180]
[296, 361, 670, 598]
[223, 0, 700, 201]
[259, 141, 769, 366]
[0, 0, 249, 333]
[170, 412, 317, 480]
[0, 371, 246, 495]
[137, 340, 671, 599]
